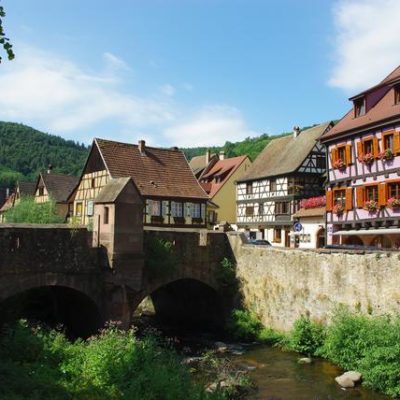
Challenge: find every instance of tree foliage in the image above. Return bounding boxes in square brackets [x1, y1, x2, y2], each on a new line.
[4, 197, 64, 224]
[0, 122, 89, 188]
[0, 3, 14, 63]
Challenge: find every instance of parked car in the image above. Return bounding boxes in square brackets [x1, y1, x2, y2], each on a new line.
[249, 239, 272, 246]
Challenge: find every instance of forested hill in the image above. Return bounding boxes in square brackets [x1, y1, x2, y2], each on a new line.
[0, 122, 89, 187]
[182, 131, 293, 162]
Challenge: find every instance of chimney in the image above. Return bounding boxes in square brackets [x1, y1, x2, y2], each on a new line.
[47, 164, 53, 174]
[293, 126, 301, 138]
[219, 150, 225, 160]
[205, 149, 211, 164]
[138, 140, 146, 156]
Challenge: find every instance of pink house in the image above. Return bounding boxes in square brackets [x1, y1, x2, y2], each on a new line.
[320, 66, 400, 249]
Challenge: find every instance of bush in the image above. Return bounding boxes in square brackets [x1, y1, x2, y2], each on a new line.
[0, 320, 222, 400]
[215, 257, 236, 287]
[4, 197, 64, 224]
[289, 316, 325, 356]
[144, 238, 177, 280]
[227, 309, 263, 341]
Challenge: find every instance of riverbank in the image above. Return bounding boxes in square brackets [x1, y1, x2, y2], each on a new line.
[228, 308, 400, 398]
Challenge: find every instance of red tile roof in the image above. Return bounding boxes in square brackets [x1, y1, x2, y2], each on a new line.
[321, 65, 400, 141]
[200, 155, 248, 198]
[95, 138, 208, 200]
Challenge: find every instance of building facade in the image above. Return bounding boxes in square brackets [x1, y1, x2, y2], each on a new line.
[321, 66, 400, 249]
[72, 138, 209, 228]
[236, 123, 332, 246]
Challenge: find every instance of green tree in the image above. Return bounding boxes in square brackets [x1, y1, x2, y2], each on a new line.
[4, 197, 64, 224]
[0, 3, 14, 63]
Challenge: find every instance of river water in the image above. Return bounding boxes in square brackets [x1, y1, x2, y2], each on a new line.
[230, 345, 389, 400]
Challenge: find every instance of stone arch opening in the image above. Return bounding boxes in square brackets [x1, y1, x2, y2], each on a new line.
[371, 235, 392, 249]
[145, 279, 223, 331]
[0, 286, 103, 339]
[343, 235, 363, 247]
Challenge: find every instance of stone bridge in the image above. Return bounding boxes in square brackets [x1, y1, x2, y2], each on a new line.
[0, 224, 233, 337]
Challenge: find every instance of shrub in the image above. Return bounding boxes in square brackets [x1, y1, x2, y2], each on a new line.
[289, 316, 325, 356]
[4, 196, 64, 224]
[215, 257, 236, 287]
[0, 320, 222, 400]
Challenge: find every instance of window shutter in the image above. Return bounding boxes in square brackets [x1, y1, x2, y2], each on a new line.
[345, 144, 352, 165]
[326, 190, 333, 212]
[378, 183, 387, 207]
[331, 148, 338, 165]
[162, 201, 169, 216]
[356, 186, 365, 208]
[201, 203, 206, 219]
[185, 203, 191, 217]
[373, 137, 380, 157]
[356, 141, 363, 161]
[394, 131, 400, 154]
[345, 187, 353, 211]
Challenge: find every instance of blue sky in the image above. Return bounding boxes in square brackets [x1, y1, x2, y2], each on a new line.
[1, 0, 400, 147]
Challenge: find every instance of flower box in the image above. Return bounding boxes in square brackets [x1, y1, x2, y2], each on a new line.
[379, 148, 394, 161]
[364, 200, 378, 213]
[333, 159, 346, 170]
[150, 215, 164, 224]
[333, 202, 344, 215]
[387, 197, 400, 209]
[362, 153, 374, 165]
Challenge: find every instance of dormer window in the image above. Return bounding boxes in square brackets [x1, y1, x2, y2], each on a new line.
[395, 85, 400, 105]
[354, 97, 366, 117]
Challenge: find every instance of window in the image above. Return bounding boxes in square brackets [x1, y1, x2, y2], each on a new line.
[104, 206, 109, 224]
[246, 183, 253, 195]
[395, 85, 400, 105]
[270, 178, 277, 192]
[383, 133, 394, 150]
[337, 146, 346, 161]
[333, 189, 346, 206]
[245, 206, 254, 216]
[275, 201, 289, 214]
[171, 201, 183, 217]
[274, 228, 282, 243]
[38, 187, 44, 196]
[151, 200, 161, 216]
[91, 178, 96, 188]
[192, 203, 201, 218]
[363, 139, 373, 154]
[86, 200, 94, 216]
[389, 182, 400, 199]
[76, 202, 83, 216]
[316, 155, 326, 169]
[354, 97, 366, 117]
[258, 203, 264, 216]
[365, 185, 378, 202]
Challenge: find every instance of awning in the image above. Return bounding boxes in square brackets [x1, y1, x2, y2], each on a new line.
[333, 228, 400, 236]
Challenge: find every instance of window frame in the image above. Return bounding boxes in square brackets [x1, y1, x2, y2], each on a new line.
[275, 201, 289, 215]
[75, 202, 83, 217]
[388, 181, 400, 199]
[333, 188, 346, 206]
[395, 85, 400, 105]
[151, 200, 161, 217]
[246, 183, 253, 195]
[171, 201, 183, 218]
[270, 178, 277, 192]
[364, 184, 379, 203]
[354, 97, 366, 117]
[245, 206, 254, 217]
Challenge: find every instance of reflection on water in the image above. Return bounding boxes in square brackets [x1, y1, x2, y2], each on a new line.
[233, 346, 389, 400]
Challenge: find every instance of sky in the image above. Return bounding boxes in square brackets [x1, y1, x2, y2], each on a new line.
[1, 0, 400, 147]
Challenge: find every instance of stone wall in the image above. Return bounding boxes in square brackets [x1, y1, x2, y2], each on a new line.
[228, 232, 400, 331]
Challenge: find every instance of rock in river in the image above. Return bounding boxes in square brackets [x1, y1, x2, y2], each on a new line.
[335, 370, 362, 388]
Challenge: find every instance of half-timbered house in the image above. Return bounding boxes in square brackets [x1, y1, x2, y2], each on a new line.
[320, 65, 400, 249]
[72, 138, 209, 228]
[236, 122, 332, 246]
[34, 171, 78, 220]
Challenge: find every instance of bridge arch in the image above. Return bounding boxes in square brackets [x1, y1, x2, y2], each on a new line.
[136, 277, 224, 330]
[0, 274, 103, 338]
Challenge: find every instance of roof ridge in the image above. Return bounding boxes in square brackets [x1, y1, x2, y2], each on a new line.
[95, 137, 182, 153]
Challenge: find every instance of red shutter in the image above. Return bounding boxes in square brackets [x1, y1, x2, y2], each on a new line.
[331, 148, 338, 166]
[345, 144, 352, 165]
[373, 137, 380, 157]
[345, 187, 353, 211]
[356, 186, 365, 208]
[357, 141, 363, 161]
[378, 183, 387, 207]
[326, 190, 333, 212]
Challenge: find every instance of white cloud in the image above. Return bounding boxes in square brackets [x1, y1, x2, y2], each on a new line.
[329, 0, 400, 93]
[160, 84, 176, 97]
[103, 52, 131, 71]
[163, 105, 257, 147]
[0, 45, 174, 141]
